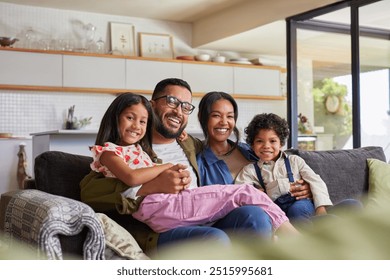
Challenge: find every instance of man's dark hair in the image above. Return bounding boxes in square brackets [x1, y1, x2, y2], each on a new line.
[151, 78, 192, 100]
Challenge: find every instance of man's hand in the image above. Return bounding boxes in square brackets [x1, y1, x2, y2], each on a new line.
[137, 164, 191, 196]
[290, 179, 312, 200]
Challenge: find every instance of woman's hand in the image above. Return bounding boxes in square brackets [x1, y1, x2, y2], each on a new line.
[290, 179, 312, 200]
[177, 130, 188, 141]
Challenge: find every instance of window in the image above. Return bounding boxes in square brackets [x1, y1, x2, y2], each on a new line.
[287, 0, 390, 161]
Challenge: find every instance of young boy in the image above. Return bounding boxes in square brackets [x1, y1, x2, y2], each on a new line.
[235, 113, 333, 222]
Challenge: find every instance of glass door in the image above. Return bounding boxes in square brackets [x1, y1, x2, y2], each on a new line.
[288, 0, 390, 160]
[359, 1, 390, 161]
[295, 8, 352, 151]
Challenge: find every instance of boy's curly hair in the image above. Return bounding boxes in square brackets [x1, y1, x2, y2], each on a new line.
[245, 113, 290, 146]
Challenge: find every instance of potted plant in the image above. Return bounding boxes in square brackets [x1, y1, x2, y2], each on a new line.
[312, 78, 352, 149]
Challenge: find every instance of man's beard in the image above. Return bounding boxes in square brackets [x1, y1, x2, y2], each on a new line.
[154, 113, 186, 139]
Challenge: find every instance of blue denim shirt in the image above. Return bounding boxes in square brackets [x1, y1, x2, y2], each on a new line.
[196, 141, 258, 186]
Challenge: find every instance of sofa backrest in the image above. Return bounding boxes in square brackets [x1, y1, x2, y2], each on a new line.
[34, 147, 386, 205]
[286, 146, 386, 204]
[34, 151, 93, 201]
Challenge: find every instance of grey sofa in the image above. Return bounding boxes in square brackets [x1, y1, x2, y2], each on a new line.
[0, 146, 387, 259]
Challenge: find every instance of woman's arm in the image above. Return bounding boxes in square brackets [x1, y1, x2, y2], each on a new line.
[100, 151, 173, 186]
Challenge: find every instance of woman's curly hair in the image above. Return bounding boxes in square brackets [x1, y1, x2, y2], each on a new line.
[245, 113, 290, 146]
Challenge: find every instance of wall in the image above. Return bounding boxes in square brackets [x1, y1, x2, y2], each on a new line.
[0, 3, 287, 192]
[0, 2, 287, 135]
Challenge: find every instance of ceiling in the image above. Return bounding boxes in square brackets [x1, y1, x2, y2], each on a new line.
[0, 0, 343, 56]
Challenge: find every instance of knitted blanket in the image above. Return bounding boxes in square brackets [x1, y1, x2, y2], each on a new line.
[4, 189, 105, 260]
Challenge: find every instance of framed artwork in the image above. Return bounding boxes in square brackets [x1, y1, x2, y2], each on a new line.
[110, 22, 136, 56]
[139, 32, 174, 59]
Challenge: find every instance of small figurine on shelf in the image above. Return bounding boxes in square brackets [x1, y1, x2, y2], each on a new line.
[65, 105, 76, 129]
[298, 113, 313, 135]
[17, 143, 32, 189]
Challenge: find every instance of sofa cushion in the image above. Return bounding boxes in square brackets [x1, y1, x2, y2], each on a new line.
[286, 146, 386, 204]
[34, 151, 93, 201]
[367, 158, 390, 209]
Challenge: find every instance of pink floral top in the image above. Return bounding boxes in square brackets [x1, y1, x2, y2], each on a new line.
[90, 142, 155, 178]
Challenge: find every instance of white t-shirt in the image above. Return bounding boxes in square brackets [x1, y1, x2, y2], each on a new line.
[153, 141, 198, 190]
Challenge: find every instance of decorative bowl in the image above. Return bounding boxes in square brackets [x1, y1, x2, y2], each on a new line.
[212, 55, 226, 63]
[0, 37, 19, 47]
[195, 54, 211, 62]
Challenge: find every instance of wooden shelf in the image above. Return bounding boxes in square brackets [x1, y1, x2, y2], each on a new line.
[0, 47, 286, 100]
[0, 47, 284, 69]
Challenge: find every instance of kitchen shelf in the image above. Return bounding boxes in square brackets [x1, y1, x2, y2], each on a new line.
[0, 47, 286, 100]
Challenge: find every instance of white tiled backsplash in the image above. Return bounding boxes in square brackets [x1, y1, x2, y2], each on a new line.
[0, 90, 115, 136]
[0, 90, 286, 137]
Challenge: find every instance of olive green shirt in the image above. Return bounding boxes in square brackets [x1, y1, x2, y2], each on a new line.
[79, 135, 203, 252]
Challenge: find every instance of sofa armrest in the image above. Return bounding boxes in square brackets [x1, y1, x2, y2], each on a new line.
[0, 191, 19, 232]
[2, 189, 105, 260]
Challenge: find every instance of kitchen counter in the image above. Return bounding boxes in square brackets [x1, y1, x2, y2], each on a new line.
[31, 129, 98, 136]
[31, 130, 98, 169]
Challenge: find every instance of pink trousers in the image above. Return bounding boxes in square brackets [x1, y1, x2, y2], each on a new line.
[132, 184, 289, 233]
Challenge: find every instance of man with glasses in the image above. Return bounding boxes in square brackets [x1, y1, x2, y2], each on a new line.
[133, 78, 274, 250]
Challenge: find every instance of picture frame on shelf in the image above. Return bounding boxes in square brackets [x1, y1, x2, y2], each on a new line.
[110, 22, 136, 56]
[139, 32, 174, 59]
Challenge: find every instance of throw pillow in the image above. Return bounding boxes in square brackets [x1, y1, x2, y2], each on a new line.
[367, 158, 390, 209]
[96, 213, 150, 260]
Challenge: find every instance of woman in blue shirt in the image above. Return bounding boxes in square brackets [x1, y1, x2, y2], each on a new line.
[196, 91, 362, 221]
[196, 91, 312, 196]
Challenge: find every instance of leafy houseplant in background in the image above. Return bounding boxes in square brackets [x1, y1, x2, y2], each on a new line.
[312, 78, 352, 149]
[74, 116, 93, 129]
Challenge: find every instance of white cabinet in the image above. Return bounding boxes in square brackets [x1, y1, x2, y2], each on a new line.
[63, 55, 126, 89]
[0, 50, 62, 86]
[234, 67, 281, 96]
[0, 49, 285, 100]
[31, 130, 97, 162]
[182, 63, 234, 93]
[126, 59, 182, 90]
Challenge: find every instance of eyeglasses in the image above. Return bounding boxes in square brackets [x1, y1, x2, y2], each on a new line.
[153, 95, 195, 115]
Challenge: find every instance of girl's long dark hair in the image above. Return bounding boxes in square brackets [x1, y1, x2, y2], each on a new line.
[95, 92, 154, 156]
[197, 91, 240, 151]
